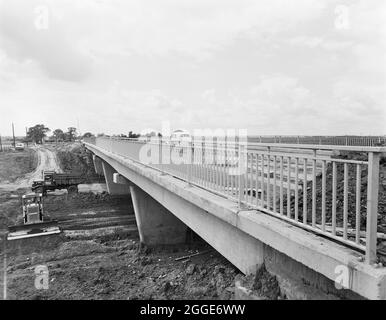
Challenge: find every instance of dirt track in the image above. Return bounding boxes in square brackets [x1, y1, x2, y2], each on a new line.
[0, 146, 62, 191]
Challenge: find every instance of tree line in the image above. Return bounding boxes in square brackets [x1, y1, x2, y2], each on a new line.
[26, 124, 92, 144]
[25, 124, 143, 144]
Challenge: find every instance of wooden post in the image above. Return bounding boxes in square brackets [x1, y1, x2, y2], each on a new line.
[12, 123, 15, 148]
[25, 127, 29, 147]
[366, 152, 380, 264]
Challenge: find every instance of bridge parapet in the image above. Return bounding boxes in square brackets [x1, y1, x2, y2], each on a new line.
[84, 137, 385, 266]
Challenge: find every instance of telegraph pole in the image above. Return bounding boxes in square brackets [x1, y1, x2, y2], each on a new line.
[25, 127, 29, 147]
[12, 123, 16, 147]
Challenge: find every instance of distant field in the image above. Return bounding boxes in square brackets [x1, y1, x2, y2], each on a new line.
[0, 149, 38, 183]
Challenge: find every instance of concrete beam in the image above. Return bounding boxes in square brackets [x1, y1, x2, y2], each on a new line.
[130, 185, 188, 245]
[92, 155, 104, 175]
[101, 161, 130, 195]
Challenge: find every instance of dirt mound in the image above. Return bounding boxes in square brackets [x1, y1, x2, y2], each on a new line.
[54, 240, 114, 260]
[55, 144, 104, 184]
[236, 264, 281, 300]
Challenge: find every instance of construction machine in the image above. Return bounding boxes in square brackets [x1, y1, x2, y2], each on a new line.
[7, 193, 61, 241]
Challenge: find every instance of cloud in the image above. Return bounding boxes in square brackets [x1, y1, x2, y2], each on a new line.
[0, 0, 384, 136]
[0, 0, 92, 81]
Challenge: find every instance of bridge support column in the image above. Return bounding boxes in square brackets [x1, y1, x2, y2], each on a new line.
[92, 155, 104, 175]
[130, 185, 187, 245]
[102, 161, 130, 195]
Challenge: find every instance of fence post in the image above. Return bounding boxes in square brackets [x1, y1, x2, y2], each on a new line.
[159, 138, 164, 175]
[202, 138, 205, 167]
[238, 144, 245, 207]
[366, 152, 380, 264]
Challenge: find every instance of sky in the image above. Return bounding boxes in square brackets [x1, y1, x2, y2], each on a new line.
[0, 0, 385, 137]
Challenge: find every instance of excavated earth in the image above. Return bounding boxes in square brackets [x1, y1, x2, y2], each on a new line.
[0, 144, 283, 300]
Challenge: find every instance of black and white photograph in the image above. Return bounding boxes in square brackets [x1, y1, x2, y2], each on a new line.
[0, 0, 385, 307]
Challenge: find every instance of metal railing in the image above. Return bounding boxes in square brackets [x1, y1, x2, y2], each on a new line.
[249, 135, 386, 147]
[0, 144, 13, 152]
[84, 136, 385, 263]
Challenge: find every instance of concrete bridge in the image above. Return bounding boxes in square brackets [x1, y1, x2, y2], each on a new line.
[84, 137, 386, 299]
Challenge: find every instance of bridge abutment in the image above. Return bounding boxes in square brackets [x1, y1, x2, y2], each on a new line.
[129, 185, 188, 245]
[92, 155, 104, 175]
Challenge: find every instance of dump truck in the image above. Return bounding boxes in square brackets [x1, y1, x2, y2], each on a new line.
[31, 171, 84, 195]
[7, 193, 61, 240]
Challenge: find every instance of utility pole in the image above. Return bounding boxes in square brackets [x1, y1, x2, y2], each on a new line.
[25, 127, 29, 147]
[0, 134, 2, 152]
[12, 123, 16, 147]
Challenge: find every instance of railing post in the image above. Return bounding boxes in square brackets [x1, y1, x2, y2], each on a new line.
[238, 144, 245, 207]
[160, 138, 166, 175]
[187, 140, 193, 186]
[366, 152, 380, 264]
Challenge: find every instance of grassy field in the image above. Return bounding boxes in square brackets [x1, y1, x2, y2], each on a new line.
[0, 149, 38, 183]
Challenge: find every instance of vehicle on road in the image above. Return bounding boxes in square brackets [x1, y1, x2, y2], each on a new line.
[7, 193, 60, 240]
[32, 170, 84, 195]
[170, 129, 191, 146]
[15, 143, 25, 151]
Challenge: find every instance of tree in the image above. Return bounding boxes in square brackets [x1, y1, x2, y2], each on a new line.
[52, 129, 64, 142]
[67, 127, 77, 142]
[128, 131, 140, 138]
[27, 124, 50, 144]
[82, 132, 94, 138]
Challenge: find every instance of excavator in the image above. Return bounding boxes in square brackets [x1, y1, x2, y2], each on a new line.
[7, 193, 61, 241]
